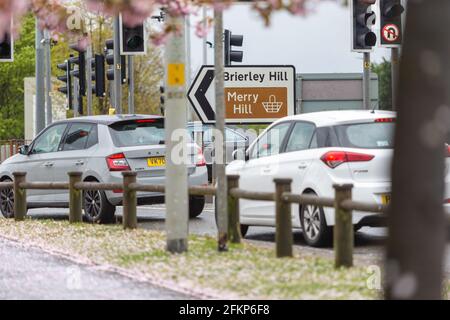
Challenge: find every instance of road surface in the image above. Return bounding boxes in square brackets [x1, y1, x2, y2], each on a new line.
[0, 237, 189, 299]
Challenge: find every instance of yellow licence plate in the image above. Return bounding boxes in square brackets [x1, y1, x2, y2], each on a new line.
[147, 157, 165, 167]
[381, 194, 391, 205]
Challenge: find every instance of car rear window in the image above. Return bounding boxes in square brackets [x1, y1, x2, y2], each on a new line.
[334, 122, 395, 149]
[109, 119, 166, 147]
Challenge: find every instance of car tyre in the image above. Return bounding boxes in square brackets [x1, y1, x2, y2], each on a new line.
[0, 178, 16, 218]
[240, 224, 249, 238]
[300, 193, 332, 247]
[83, 188, 116, 224]
[189, 196, 205, 218]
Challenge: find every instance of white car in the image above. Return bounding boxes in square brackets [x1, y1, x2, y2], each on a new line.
[227, 110, 450, 247]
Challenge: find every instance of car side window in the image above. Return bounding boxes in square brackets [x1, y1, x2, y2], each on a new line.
[31, 123, 67, 154]
[250, 122, 291, 159]
[62, 123, 95, 151]
[226, 129, 244, 143]
[285, 122, 316, 153]
[85, 124, 98, 149]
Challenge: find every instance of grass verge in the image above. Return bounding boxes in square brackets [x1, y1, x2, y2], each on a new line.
[0, 218, 387, 299]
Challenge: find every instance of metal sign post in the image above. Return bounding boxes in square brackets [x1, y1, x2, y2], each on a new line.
[214, 9, 228, 252]
[164, 13, 189, 254]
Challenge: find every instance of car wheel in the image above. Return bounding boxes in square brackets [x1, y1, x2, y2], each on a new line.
[240, 224, 249, 238]
[83, 189, 116, 224]
[189, 196, 205, 218]
[0, 178, 15, 218]
[300, 195, 332, 247]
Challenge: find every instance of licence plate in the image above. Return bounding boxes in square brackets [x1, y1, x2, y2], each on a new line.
[147, 156, 165, 167]
[381, 194, 391, 205]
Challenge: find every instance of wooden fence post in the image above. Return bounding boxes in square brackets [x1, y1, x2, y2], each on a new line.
[227, 174, 241, 243]
[122, 171, 137, 229]
[274, 178, 293, 258]
[13, 172, 27, 221]
[333, 183, 354, 268]
[68, 172, 83, 223]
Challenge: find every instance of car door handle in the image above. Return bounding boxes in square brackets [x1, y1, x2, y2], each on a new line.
[44, 162, 54, 168]
[298, 162, 308, 170]
[75, 160, 85, 166]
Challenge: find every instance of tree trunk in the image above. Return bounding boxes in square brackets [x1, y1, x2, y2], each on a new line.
[385, 1, 450, 300]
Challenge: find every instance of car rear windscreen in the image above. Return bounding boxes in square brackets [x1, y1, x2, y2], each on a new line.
[109, 119, 165, 147]
[334, 121, 395, 149]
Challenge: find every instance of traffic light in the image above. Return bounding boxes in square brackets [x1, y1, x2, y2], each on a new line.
[351, 0, 377, 52]
[159, 85, 165, 115]
[379, 0, 404, 47]
[69, 43, 86, 96]
[0, 18, 13, 62]
[224, 29, 243, 66]
[0, 32, 13, 62]
[120, 14, 146, 55]
[91, 54, 106, 97]
[56, 59, 72, 110]
[105, 39, 126, 83]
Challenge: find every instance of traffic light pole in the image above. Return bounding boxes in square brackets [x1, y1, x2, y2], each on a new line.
[73, 78, 79, 117]
[86, 45, 93, 116]
[113, 16, 122, 114]
[44, 29, 52, 126]
[391, 47, 400, 110]
[164, 13, 189, 253]
[363, 52, 371, 110]
[35, 19, 46, 135]
[128, 55, 134, 114]
[214, 9, 228, 252]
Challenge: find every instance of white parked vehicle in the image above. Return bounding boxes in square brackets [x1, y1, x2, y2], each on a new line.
[227, 110, 450, 247]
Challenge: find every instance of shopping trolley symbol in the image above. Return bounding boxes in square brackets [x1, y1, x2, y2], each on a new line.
[262, 95, 283, 113]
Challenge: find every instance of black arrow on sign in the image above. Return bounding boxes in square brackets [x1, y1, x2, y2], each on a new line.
[193, 69, 215, 121]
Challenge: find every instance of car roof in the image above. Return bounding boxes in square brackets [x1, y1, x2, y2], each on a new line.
[273, 110, 396, 127]
[54, 114, 164, 126]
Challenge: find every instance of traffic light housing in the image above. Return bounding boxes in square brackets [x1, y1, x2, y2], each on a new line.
[105, 39, 126, 83]
[0, 19, 13, 62]
[120, 14, 147, 55]
[224, 29, 243, 66]
[0, 32, 13, 62]
[379, 0, 404, 47]
[69, 43, 86, 96]
[56, 59, 73, 110]
[91, 54, 106, 97]
[351, 0, 377, 52]
[159, 85, 165, 115]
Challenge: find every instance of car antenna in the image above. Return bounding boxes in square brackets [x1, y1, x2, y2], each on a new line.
[370, 102, 378, 114]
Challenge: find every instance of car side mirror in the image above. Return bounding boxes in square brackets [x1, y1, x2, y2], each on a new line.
[232, 149, 249, 161]
[19, 145, 29, 155]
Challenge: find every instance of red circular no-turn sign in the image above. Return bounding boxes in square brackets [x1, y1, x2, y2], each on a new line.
[382, 24, 400, 42]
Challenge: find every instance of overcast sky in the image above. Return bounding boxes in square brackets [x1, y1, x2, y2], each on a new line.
[187, 1, 392, 80]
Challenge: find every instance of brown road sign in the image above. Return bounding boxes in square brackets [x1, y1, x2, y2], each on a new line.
[187, 65, 296, 124]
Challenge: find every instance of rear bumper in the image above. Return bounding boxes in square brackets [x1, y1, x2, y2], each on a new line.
[105, 166, 208, 206]
[323, 181, 391, 226]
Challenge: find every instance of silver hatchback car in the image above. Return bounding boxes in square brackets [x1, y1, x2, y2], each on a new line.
[0, 115, 208, 223]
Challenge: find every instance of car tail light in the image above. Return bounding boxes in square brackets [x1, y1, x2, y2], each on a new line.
[445, 199, 450, 204]
[321, 151, 374, 169]
[136, 119, 156, 123]
[446, 144, 450, 157]
[196, 147, 206, 167]
[106, 153, 130, 171]
[375, 118, 395, 123]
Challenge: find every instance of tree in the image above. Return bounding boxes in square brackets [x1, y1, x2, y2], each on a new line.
[386, 0, 449, 299]
[371, 59, 392, 110]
